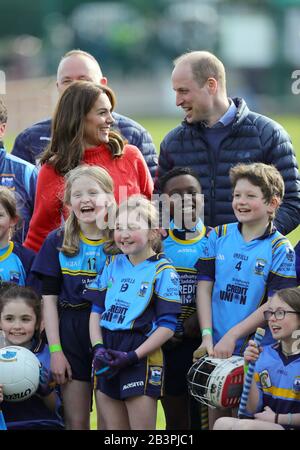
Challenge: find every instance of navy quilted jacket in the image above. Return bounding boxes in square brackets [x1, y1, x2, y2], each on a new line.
[11, 112, 158, 178]
[156, 98, 300, 235]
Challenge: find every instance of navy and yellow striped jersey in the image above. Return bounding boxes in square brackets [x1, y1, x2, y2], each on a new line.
[32, 228, 108, 305]
[254, 343, 300, 428]
[85, 253, 181, 334]
[196, 223, 297, 354]
[163, 220, 208, 335]
[0, 241, 35, 285]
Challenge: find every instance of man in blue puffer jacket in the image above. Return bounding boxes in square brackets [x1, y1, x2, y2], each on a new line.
[11, 49, 158, 178]
[156, 51, 300, 235]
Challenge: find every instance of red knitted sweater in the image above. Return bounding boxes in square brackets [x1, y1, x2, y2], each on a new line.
[24, 144, 153, 252]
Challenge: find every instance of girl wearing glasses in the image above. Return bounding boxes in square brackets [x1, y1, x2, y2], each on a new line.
[214, 286, 300, 430]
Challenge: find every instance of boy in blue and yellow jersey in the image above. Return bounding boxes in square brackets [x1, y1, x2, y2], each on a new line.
[195, 162, 297, 428]
[158, 167, 210, 430]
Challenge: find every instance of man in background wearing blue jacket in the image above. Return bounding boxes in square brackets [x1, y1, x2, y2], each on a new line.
[0, 99, 37, 243]
[11, 49, 158, 178]
[156, 50, 300, 236]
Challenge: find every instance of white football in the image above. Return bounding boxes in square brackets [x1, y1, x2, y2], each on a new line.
[0, 346, 40, 402]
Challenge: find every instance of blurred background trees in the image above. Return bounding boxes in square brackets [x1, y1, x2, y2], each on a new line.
[1, 0, 300, 132]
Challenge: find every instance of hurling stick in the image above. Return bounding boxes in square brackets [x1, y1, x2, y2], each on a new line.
[191, 346, 209, 430]
[193, 345, 208, 362]
[238, 327, 265, 418]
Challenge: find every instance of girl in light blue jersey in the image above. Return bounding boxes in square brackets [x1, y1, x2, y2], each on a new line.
[214, 287, 300, 430]
[88, 195, 181, 430]
[0, 187, 35, 286]
[0, 285, 64, 429]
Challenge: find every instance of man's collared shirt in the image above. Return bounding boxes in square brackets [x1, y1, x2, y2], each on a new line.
[211, 98, 237, 128]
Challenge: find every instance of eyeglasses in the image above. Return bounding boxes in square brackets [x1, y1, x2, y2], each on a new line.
[263, 309, 300, 321]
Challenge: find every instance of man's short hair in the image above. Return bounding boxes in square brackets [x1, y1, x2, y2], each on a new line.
[60, 49, 101, 68]
[174, 51, 226, 91]
[0, 98, 7, 124]
[57, 49, 103, 80]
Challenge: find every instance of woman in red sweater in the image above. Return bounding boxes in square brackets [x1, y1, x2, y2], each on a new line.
[24, 81, 153, 252]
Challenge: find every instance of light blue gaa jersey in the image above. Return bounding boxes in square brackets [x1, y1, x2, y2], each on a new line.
[32, 229, 108, 305]
[0, 241, 35, 285]
[254, 343, 300, 428]
[196, 223, 297, 355]
[86, 253, 181, 334]
[163, 219, 208, 334]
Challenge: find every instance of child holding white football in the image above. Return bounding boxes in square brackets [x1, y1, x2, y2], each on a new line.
[0, 284, 64, 429]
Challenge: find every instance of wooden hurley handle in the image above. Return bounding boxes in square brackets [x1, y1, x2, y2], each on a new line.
[193, 346, 208, 362]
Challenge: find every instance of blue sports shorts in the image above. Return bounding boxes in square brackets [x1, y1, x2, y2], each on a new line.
[95, 329, 164, 400]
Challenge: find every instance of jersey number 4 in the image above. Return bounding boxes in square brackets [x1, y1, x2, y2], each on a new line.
[235, 261, 242, 271]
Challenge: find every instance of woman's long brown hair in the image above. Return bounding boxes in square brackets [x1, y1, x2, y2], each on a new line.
[40, 81, 125, 175]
